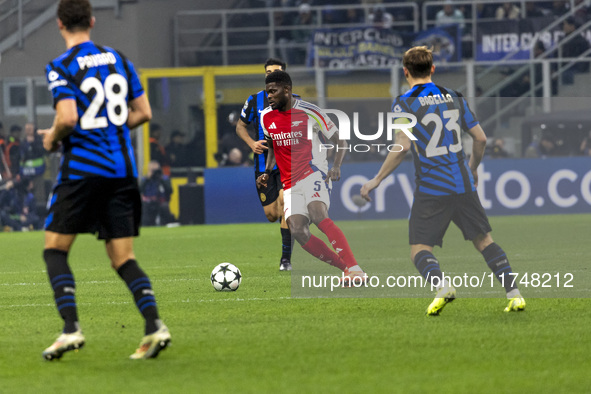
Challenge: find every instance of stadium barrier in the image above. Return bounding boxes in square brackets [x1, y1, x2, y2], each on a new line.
[203, 157, 591, 224]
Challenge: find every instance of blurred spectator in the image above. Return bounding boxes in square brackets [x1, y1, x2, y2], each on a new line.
[367, 5, 393, 29]
[500, 39, 556, 100]
[5, 124, 22, 179]
[539, 134, 557, 156]
[436, 0, 465, 28]
[560, 16, 590, 84]
[0, 179, 42, 231]
[344, 8, 363, 24]
[525, 132, 569, 158]
[19, 122, 47, 207]
[490, 138, 510, 158]
[500, 66, 530, 99]
[322, 6, 344, 25]
[274, 11, 292, 65]
[496, 2, 520, 20]
[579, 130, 591, 156]
[574, 0, 590, 22]
[476, 3, 496, 18]
[550, 0, 570, 17]
[225, 147, 248, 166]
[149, 123, 170, 176]
[19, 122, 45, 178]
[182, 123, 206, 167]
[289, 3, 317, 65]
[524, 2, 545, 17]
[166, 130, 189, 167]
[0, 121, 7, 179]
[217, 112, 253, 166]
[140, 160, 175, 226]
[539, 132, 567, 157]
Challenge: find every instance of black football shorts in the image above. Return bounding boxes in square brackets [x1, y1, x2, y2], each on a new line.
[409, 191, 492, 247]
[45, 177, 141, 240]
[254, 168, 282, 207]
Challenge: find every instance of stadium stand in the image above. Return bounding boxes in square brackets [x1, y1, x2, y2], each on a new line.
[2, 0, 591, 226]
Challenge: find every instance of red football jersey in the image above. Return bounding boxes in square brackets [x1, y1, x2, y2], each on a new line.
[261, 99, 337, 189]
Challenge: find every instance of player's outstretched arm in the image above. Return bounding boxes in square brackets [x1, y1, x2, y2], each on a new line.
[466, 124, 487, 187]
[256, 138, 275, 189]
[38, 99, 77, 152]
[236, 119, 267, 155]
[127, 93, 152, 130]
[326, 132, 346, 182]
[360, 131, 411, 202]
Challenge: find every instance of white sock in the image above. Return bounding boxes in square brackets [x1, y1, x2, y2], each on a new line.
[506, 289, 521, 299]
[347, 265, 363, 273]
[436, 279, 450, 292]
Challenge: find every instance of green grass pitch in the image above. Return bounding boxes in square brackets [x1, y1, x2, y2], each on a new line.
[1, 214, 589, 393]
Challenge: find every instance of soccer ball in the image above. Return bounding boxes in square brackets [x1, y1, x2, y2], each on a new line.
[210, 263, 242, 291]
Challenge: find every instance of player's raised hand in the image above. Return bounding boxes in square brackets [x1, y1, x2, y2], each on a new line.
[38, 128, 60, 152]
[360, 178, 380, 202]
[326, 166, 341, 183]
[256, 173, 269, 189]
[251, 140, 268, 155]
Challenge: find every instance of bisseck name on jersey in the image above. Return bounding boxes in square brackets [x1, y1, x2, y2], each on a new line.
[77, 53, 117, 70]
[418, 93, 453, 107]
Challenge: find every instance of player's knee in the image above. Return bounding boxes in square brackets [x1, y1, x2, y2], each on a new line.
[472, 233, 493, 252]
[264, 211, 279, 222]
[308, 207, 328, 225]
[110, 255, 133, 270]
[263, 204, 281, 222]
[289, 225, 309, 244]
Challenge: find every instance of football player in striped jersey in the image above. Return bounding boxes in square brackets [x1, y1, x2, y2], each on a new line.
[39, 0, 170, 360]
[361, 46, 525, 314]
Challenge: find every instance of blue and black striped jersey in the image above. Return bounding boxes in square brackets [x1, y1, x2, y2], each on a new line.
[394, 82, 478, 196]
[46, 40, 143, 182]
[240, 90, 278, 173]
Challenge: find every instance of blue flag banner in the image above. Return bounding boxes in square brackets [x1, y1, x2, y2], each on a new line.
[475, 16, 591, 61]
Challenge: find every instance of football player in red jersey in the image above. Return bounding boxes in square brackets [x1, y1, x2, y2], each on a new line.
[256, 71, 365, 285]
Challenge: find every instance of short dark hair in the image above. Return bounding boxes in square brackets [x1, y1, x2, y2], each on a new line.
[264, 58, 287, 71]
[402, 46, 433, 79]
[265, 70, 292, 88]
[57, 0, 93, 32]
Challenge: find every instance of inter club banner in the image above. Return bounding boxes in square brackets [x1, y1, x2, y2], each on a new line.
[306, 25, 462, 69]
[476, 16, 591, 61]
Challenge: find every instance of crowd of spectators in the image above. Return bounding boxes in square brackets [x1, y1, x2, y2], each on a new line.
[244, 1, 591, 29]
[230, 0, 591, 66]
[0, 120, 46, 232]
[148, 122, 205, 173]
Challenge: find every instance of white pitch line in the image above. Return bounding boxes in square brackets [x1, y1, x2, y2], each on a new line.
[0, 278, 201, 287]
[0, 296, 293, 309]
[0, 275, 279, 287]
